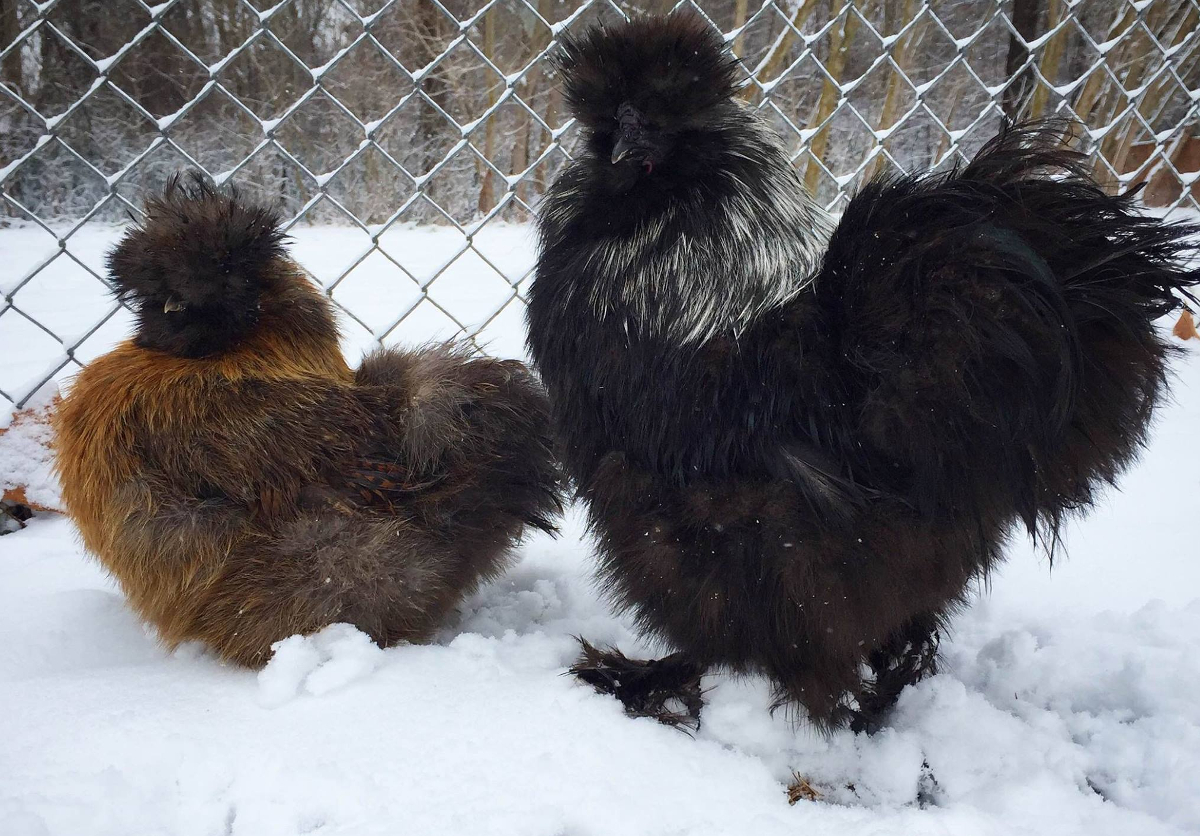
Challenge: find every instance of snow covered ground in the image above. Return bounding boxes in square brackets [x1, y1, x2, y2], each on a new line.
[2, 223, 1199, 836]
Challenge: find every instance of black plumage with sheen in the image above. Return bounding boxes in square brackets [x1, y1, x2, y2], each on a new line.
[529, 12, 1200, 731]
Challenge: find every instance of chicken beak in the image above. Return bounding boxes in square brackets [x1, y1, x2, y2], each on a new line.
[611, 138, 635, 165]
[164, 297, 185, 313]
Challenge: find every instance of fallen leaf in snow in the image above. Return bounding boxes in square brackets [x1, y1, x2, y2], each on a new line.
[1175, 309, 1198, 341]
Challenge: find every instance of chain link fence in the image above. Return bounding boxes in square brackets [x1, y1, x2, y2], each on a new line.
[1, 0, 1198, 410]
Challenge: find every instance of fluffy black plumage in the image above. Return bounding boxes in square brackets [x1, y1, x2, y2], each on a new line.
[529, 13, 1200, 731]
[555, 13, 741, 180]
[108, 172, 289, 358]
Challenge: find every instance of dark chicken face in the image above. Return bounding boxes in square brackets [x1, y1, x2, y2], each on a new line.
[107, 173, 290, 357]
[609, 102, 670, 174]
[555, 13, 742, 183]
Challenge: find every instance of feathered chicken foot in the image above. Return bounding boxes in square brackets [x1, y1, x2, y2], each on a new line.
[846, 614, 941, 734]
[569, 639, 706, 732]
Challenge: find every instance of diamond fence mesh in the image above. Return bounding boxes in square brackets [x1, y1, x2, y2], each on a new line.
[1, 0, 1197, 410]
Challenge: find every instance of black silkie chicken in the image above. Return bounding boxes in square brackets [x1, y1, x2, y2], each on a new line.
[527, 14, 1199, 732]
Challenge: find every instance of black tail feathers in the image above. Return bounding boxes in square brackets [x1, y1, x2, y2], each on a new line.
[961, 120, 1199, 314]
[107, 173, 289, 358]
[975, 123, 1199, 548]
[822, 119, 1199, 553]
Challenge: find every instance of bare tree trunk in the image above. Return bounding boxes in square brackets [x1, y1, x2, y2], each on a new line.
[1139, 129, 1187, 206]
[1099, 1, 1189, 175]
[534, 83, 562, 196]
[933, 76, 972, 164]
[510, 100, 530, 213]
[527, 0, 559, 200]
[1028, 0, 1066, 118]
[510, 0, 558, 208]
[752, 0, 821, 88]
[804, 0, 863, 194]
[732, 0, 750, 57]
[35, 0, 129, 133]
[1136, 3, 1200, 132]
[411, 0, 452, 217]
[1068, 4, 1135, 125]
[866, 0, 921, 180]
[1003, 0, 1043, 119]
[1, 0, 23, 95]
[478, 8, 499, 215]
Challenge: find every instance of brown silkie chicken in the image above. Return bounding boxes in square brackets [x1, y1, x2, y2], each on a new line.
[54, 175, 560, 667]
[527, 14, 1199, 732]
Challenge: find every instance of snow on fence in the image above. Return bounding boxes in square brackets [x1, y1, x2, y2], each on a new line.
[1, 0, 1198, 411]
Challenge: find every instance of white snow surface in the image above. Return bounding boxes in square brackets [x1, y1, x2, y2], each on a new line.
[0, 388, 60, 508]
[2, 223, 1199, 836]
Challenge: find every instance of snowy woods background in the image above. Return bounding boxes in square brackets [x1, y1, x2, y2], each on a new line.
[4, 0, 1199, 223]
[3, 5, 1200, 832]
[1, 0, 1199, 409]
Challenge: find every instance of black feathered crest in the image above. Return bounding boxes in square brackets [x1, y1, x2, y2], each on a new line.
[108, 172, 286, 308]
[107, 173, 289, 357]
[554, 12, 742, 129]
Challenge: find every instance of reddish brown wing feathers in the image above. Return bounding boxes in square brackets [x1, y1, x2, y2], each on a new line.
[341, 456, 446, 511]
[250, 457, 443, 519]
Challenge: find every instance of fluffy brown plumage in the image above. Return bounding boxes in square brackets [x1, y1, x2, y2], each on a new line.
[54, 175, 561, 666]
[529, 13, 1199, 731]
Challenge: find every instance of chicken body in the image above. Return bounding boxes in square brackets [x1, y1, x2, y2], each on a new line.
[528, 15, 1199, 730]
[55, 178, 560, 666]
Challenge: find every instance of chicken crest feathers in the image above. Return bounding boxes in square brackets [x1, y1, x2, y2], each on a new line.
[554, 12, 741, 128]
[107, 172, 289, 358]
